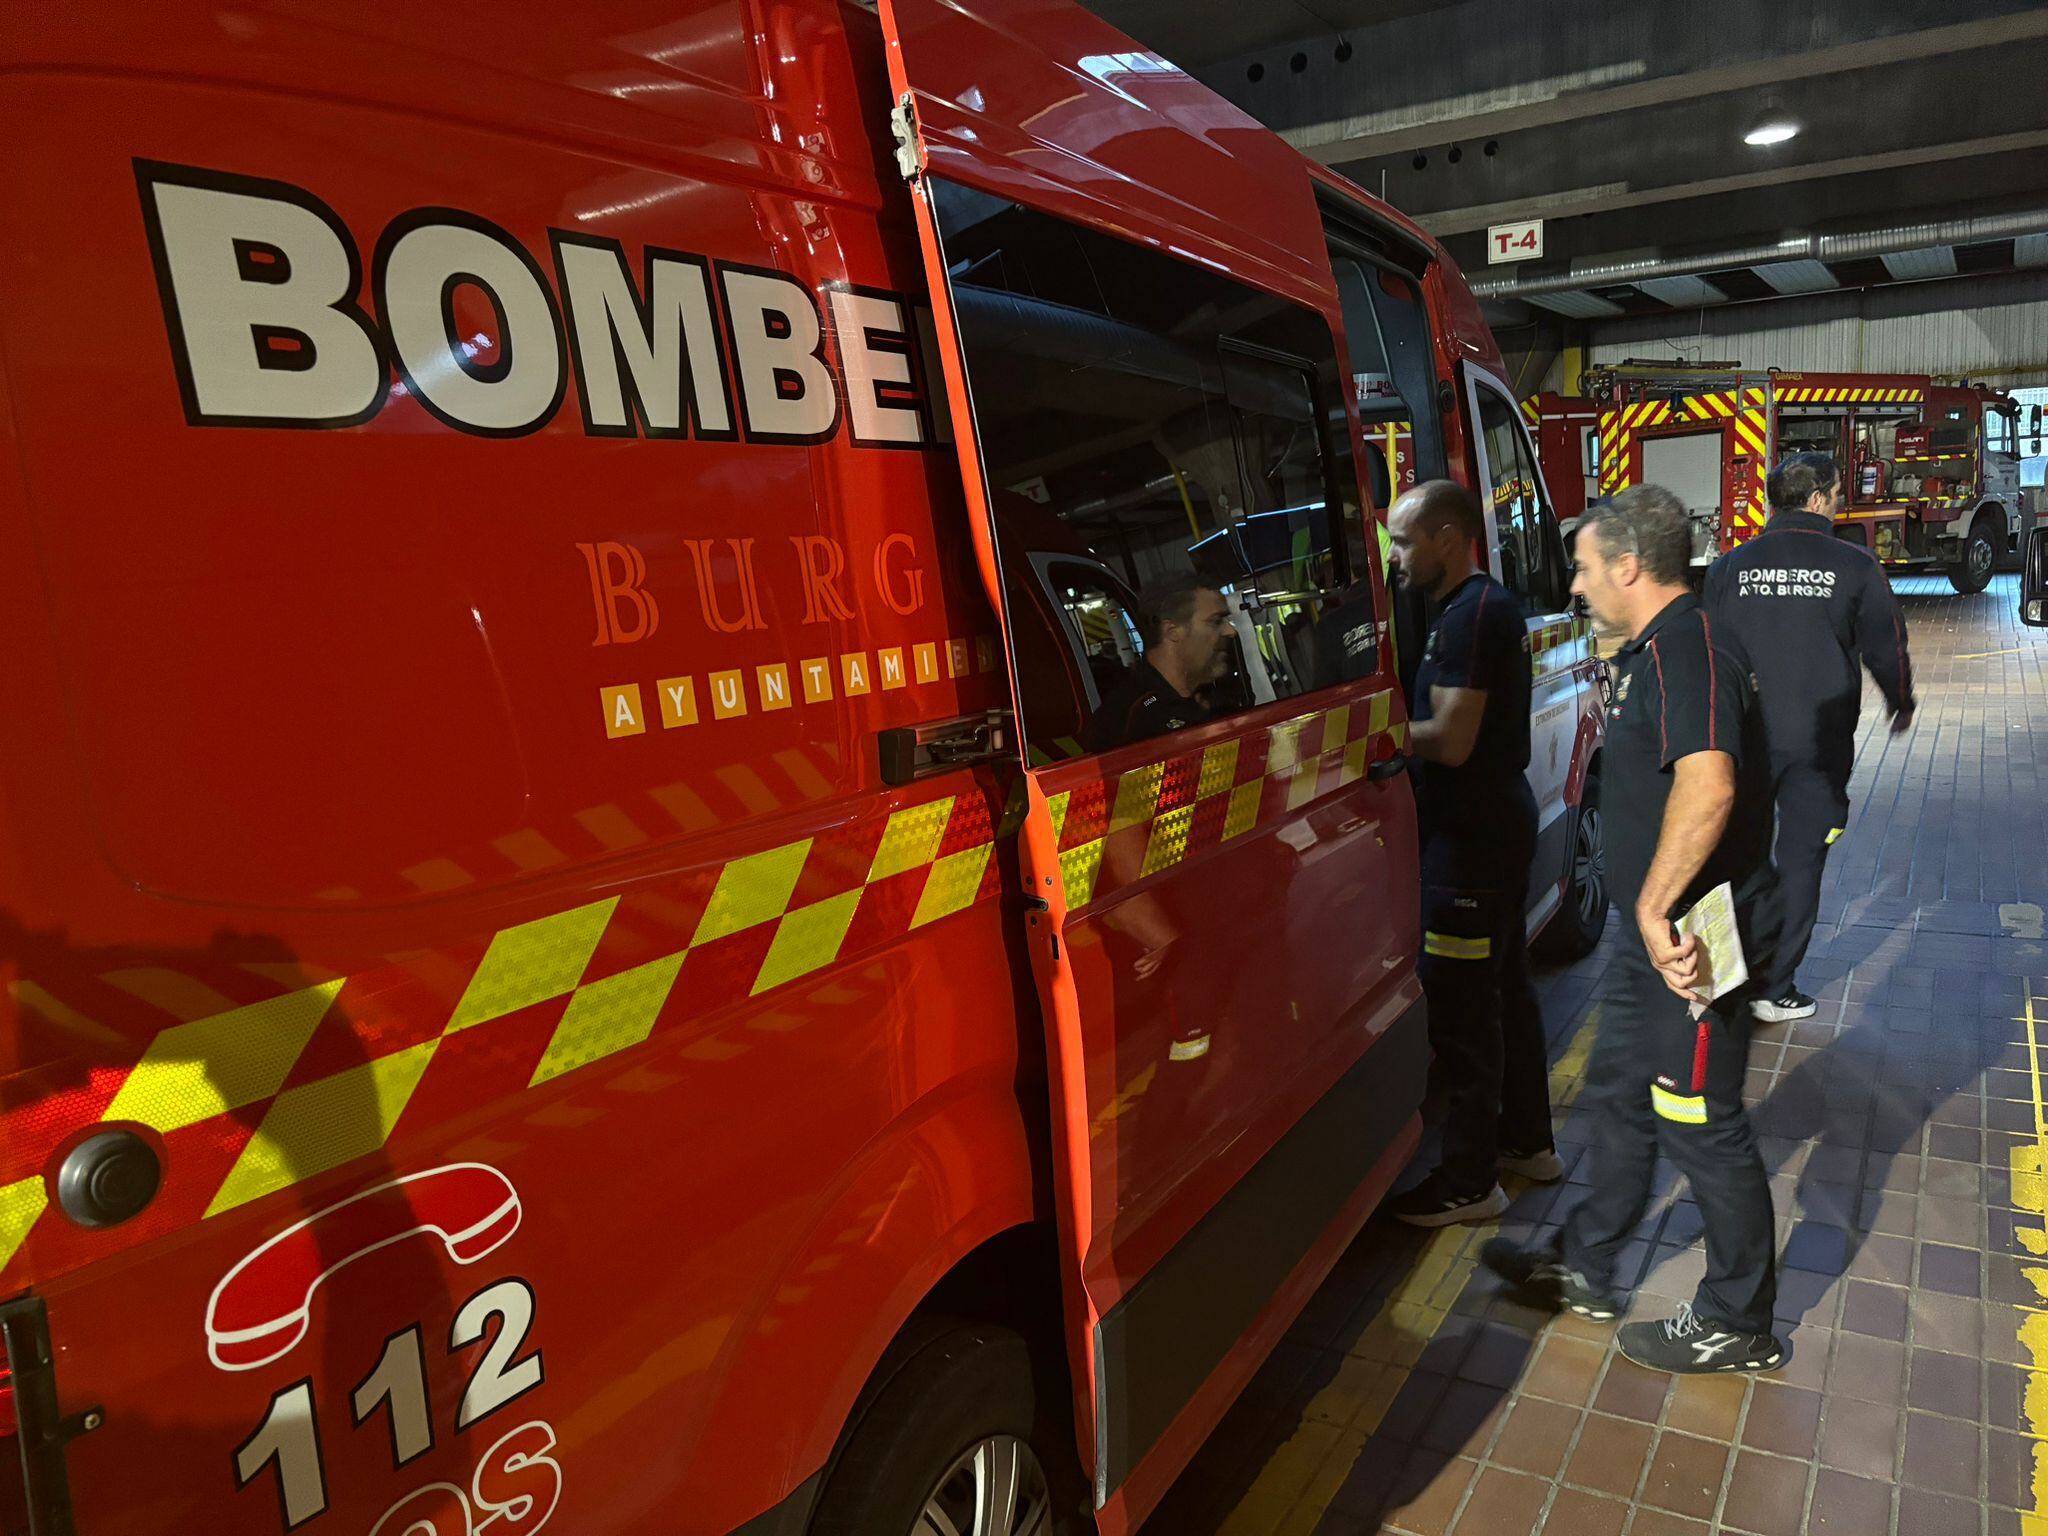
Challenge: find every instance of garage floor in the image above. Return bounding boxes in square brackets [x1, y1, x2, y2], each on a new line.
[1156, 573, 2048, 1536]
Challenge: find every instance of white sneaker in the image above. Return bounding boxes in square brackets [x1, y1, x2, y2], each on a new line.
[1753, 989, 1818, 1023]
[1498, 1146, 1566, 1182]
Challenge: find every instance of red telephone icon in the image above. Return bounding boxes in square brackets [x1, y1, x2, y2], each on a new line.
[207, 1164, 521, 1372]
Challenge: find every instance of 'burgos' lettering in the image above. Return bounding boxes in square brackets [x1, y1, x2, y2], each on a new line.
[1738, 566, 1838, 599]
[134, 160, 950, 449]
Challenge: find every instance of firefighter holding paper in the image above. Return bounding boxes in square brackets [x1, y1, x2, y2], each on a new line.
[1483, 486, 1785, 1375]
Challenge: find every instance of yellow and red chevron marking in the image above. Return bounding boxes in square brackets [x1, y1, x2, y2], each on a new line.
[1597, 410, 1626, 495]
[0, 783, 1021, 1281]
[1490, 475, 1536, 508]
[1595, 393, 1772, 549]
[1519, 398, 1540, 424]
[1730, 406, 1769, 459]
[1044, 691, 1403, 911]
[1779, 385, 1923, 404]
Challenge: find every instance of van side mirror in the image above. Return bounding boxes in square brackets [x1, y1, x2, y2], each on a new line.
[2024, 525, 2048, 627]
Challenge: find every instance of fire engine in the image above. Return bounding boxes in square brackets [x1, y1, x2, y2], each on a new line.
[0, 3, 1606, 1534]
[1564, 361, 2022, 591]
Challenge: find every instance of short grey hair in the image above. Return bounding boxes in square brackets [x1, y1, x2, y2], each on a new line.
[1584, 484, 1692, 586]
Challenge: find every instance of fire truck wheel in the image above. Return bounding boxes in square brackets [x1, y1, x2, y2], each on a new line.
[1534, 767, 1607, 962]
[810, 1318, 1089, 1536]
[1947, 514, 1999, 595]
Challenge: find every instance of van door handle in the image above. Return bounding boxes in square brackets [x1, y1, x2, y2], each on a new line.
[878, 710, 1015, 786]
[1366, 755, 1410, 783]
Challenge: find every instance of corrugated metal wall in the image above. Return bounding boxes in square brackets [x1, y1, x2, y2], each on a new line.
[1564, 271, 2048, 388]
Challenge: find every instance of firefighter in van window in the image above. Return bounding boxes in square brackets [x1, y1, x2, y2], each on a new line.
[1380, 480, 1559, 1228]
[1703, 451, 1915, 1024]
[1486, 486, 1786, 1376]
[1084, 572, 1235, 754]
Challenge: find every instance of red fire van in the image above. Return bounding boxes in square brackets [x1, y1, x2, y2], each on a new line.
[0, 2, 1603, 1532]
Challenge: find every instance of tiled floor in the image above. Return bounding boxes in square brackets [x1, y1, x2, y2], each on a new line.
[1157, 572, 2048, 1536]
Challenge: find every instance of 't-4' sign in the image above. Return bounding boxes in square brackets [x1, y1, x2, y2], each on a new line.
[1487, 219, 1544, 264]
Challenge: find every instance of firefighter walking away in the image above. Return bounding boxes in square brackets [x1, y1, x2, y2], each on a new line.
[1703, 451, 1915, 1022]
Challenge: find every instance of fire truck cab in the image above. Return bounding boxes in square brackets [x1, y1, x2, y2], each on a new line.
[0, 3, 1604, 1534]
[1568, 361, 2021, 592]
[1837, 383, 2023, 591]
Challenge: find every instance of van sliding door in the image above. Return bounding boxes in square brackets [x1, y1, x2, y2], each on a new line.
[874, 3, 1427, 1527]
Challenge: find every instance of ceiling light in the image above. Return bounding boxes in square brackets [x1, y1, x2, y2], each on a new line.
[1744, 112, 1801, 147]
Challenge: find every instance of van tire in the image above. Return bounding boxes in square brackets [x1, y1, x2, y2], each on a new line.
[1947, 513, 1999, 594]
[1534, 768, 1607, 962]
[809, 1319, 1090, 1536]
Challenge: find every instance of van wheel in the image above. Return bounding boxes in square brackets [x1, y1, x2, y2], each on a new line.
[1535, 768, 1607, 962]
[809, 1320, 1088, 1536]
[1948, 514, 1999, 594]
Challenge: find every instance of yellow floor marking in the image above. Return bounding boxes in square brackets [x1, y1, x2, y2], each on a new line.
[1216, 1008, 1600, 1532]
[1958, 647, 2030, 661]
[2010, 985, 2048, 1533]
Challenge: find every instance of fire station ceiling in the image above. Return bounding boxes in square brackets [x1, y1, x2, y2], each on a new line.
[1084, 0, 2048, 331]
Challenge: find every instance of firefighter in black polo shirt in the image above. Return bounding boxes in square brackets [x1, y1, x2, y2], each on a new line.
[1484, 485, 1786, 1375]
[1383, 480, 1559, 1228]
[1085, 573, 1234, 753]
[1705, 451, 1915, 1023]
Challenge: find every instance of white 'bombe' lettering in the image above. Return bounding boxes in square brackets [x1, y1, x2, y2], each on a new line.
[136, 159, 935, 451]
[828, 288, 924, 446]
[377, 216, 565, 437]
[720, 268, 840, 443]
[554, 236, 732, 438]
[139, 165, 384, 427]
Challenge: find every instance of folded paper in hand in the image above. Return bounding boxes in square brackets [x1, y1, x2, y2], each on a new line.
[1678, 881, 1748, 1005]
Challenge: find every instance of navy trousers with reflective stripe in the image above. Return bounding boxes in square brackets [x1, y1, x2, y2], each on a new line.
[1766, 757, 1850, 996]
[1419, 883, 1552, 1195]
[1562, 942, 1777, 1334]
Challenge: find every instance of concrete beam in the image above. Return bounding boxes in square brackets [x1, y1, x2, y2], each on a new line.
[1415, 129, 2048, 237]
[1281, 10, 2048, 164]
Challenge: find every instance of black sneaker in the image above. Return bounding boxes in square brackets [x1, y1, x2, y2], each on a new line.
[1477, 1237, 1622, 1320]
[1752, 989, 1818, 1024]
[1388, 1173, 1508, 1227]
[1497, 1145, 1566, 1182]
[1617, 1303, 1784, 1374]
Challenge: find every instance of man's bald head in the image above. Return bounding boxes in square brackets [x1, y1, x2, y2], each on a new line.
[1391, 480, 1485, 544]
[1386, 479, 1484, 599]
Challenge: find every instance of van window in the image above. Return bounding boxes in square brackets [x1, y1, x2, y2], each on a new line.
[1328, 254, 1445, 490]
[1475, 387, 1569, 614]
[1009, 556, 1148, 760]
[931, 181, 1372, 754]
